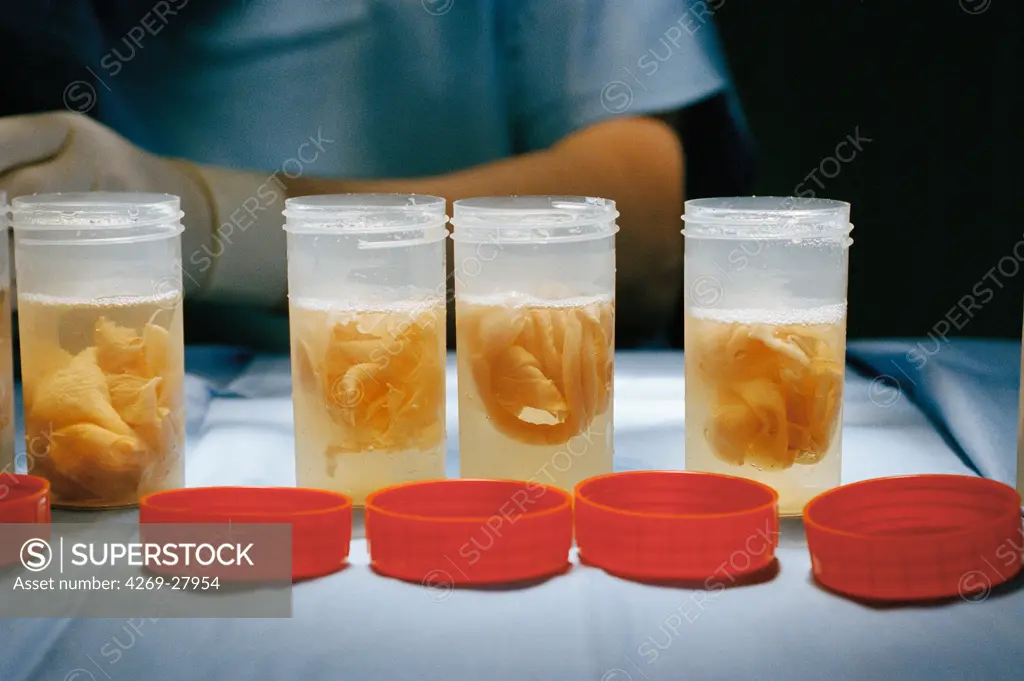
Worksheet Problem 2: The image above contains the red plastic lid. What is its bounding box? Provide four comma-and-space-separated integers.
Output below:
574, 471, 780, 582
804, 474, 1023, 602
365, 479, 573, 586
0, 475, 51, 567
0, 474, 51, 524
139, 487, 353, 582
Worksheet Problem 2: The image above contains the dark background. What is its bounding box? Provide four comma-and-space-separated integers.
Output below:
1, 1, 1021, 342
715, 0, 1022, 340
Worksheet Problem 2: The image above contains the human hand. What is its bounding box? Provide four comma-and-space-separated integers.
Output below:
0, 111, 201, 200
0, 111, 300, 307
0, 111, 214, 291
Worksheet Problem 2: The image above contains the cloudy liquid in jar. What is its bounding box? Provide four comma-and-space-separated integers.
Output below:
18, 292, 185, 509
290, 298, 446, 505
457, 294, 614, 492
685, 304, 846, 515
0, 286, 14, 474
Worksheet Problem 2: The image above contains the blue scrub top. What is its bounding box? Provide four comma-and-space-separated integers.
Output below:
87, 0, 745, 177
10, 0, 749, 349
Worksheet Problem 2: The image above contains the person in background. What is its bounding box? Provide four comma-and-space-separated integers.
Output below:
0, 0, 754, 350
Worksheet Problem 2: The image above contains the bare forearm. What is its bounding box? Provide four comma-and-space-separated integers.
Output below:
184, 117, 684, 340
289, 117, 685, 341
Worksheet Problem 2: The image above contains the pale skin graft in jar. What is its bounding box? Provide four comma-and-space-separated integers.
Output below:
689, 317, 844, 471
459, 298, 614, 446
290, 302, 446, 469
21, 301, 184, 508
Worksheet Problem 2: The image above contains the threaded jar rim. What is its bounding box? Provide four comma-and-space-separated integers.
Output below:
283, 193, 449, 242
450, 195, 620, 244
11, 192, 184, 245
682, 196, 853, 240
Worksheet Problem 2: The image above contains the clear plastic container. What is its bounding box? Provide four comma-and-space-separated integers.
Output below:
451, 196, 618, 492
0, 191, 14, 482
283, 194, 448, 506
1017, 310, 1024, 499
682, 197, 853, 516
11, 192, 187, 509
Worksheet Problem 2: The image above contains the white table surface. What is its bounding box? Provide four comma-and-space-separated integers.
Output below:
2, 349, 1020, 681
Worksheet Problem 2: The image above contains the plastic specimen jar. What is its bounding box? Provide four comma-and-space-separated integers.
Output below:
452, 196, 618, 491
682, 197, 853, 516
11, 193, 187, 509
283, 194, 448, 506
1017, 309, 1024, 499
0, 191, 14, 479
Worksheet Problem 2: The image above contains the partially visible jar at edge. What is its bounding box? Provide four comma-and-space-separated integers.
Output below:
0, 191, 14, 480
1017, 308, 1024, 499
682, 197, 853, 516
12, 193, 187, 509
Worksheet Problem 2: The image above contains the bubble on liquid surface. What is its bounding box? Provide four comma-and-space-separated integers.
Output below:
457, 292, 613, 309
689, 303, 846, 326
